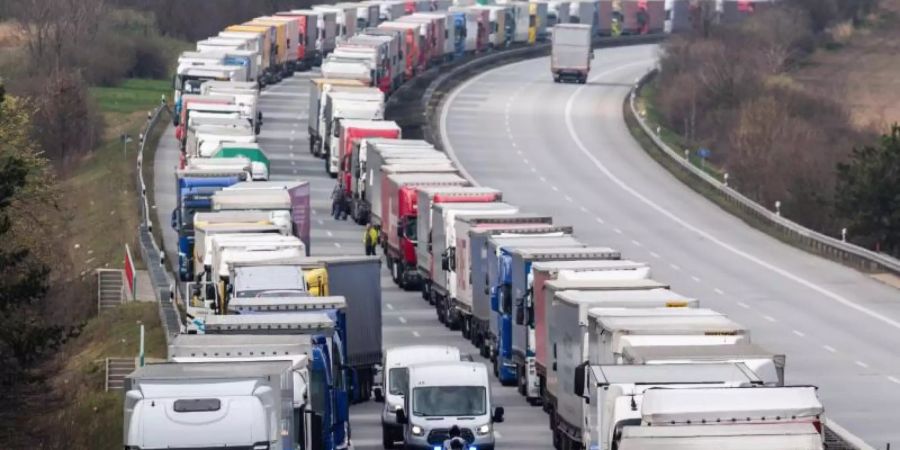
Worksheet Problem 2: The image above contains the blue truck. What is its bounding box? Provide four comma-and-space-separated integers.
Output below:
171, 169, 246, 281
486, 234, 584, 385
506, 246, 621, 404
200, 305, 352, 449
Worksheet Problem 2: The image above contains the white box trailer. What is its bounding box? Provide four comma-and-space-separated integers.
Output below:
543, 279, 676, 413
551, 23, 592, 83
188, 124, 256, 158
322, 89, 386, 174
618, 423, 824, 450
307, 79, 368, 157
310, 9, 339, 55
571, 363, 764, 450
622, 343, 786, 386
124, 361, 294, 450
552, 307, 748, 446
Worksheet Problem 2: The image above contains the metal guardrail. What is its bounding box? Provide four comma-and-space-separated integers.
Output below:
135, 102, 182, 343
629, 69, 900, 277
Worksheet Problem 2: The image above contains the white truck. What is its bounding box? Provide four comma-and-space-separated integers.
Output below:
570, 363, 765, 450
124, 361, 295, 450
552, 307, 749, 450
378, 345, 465, 449
395, 361, 505, 450
187, 124, 256, 158
621, 343, 786, 386
322, 88, 386, 176
618, 423, 824, 450
551, 23, 592, 83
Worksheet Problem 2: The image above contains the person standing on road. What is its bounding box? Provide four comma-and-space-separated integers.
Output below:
331, 184, 342, 219
364, 223, 379, 256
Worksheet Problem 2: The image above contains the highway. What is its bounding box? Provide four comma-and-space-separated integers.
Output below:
153, 73, 553, 449
439, 43, 900, 446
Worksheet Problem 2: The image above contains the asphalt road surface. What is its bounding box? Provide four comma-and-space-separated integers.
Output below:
440, 44, 900, 446
153, 73, 554, 449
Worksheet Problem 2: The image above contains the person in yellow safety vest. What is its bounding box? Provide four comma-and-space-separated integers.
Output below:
364, 223, 379, 256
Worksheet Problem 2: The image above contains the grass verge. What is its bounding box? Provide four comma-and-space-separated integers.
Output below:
64, 79, 170, 276
33, 302, 166, 450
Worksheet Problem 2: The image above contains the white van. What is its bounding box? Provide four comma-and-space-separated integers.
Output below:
396, 361, 504, 450
379, 345, 463, 448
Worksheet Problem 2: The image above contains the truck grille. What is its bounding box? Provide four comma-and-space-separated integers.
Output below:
426, 428, 476, 445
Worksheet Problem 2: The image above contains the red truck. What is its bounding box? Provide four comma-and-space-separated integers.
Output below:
337, 119, 402, 202
378, 22, 421, 80
381, 173, 468, 288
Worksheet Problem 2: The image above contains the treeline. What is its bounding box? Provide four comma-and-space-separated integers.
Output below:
654, 0, 898, 254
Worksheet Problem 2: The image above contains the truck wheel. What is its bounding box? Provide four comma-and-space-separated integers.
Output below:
382, 425, 396, 449
492, 355, 500, 378
396, 262, 407, 289
461, 318, 470, 339
390, 259, 400, 284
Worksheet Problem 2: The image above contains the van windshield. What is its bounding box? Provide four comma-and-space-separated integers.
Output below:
412, 386, 486, 417
389, 367, 408, 396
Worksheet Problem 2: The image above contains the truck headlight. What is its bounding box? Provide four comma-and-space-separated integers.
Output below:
411, 425, 424, 436
476, 423, 491, 435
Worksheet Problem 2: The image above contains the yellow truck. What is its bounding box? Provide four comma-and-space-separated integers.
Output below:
225, 24, 277, 83
250, 17, 298, 75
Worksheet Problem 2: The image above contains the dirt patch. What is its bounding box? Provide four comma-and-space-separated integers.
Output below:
792, 1, 900, 131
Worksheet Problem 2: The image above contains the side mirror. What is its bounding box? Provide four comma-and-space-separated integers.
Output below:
373, 386, 384, 403
395, 408, 408, 424
441, 253, 450, 271
492, 406, 505, 423
573, 361, 588, 399
514, 299, 525, 325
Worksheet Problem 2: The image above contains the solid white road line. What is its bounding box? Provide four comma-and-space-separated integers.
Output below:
561, 58, 900, 333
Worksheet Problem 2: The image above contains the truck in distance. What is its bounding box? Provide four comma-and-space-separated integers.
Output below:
551, 23, 592, 83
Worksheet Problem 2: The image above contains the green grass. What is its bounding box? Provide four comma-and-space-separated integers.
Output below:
36, 302, 166, 450
638, 80, 727, 183
90, 79, 171, 114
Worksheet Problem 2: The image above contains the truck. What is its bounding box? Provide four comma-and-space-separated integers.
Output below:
433, 204, 530, 318
216, 181, 312, 254
225, 24, 278, 83
175, 93, 235, 140
245, 19, 290, 77
167, 334, 347, 450
532, 260, 652, 402
568, 363, 765, 450
308, 78, 368, 156
186, 124, 256, 158
292, 255, 385, 404
184, 157, 253, 182
359, 28, 406, 90
378, 345, 465, 448
212, 143, 270, 181
199, 82, 262, 133
365, 141, 448, 215
191, 212, 291, 281
416, 189, 508, 304
398, 14, 441, 66
621, 343, 786, 386
506, 247, 627, 402
124, 361, 299, 450
173, 66, 244, 125
462, 215, 562, 354
551, 23, 592, 83
322, 88, 386, 174
335, 120, 401, 192
380, 173, 471, 287
636, 386, 825, 438
313, 4, 358, 40
356, 2, 382, 29
531, 0, 549, 41
620, 0, 664, 35
194, 40, 260, 83
172, 169, 246, 281
197, 311, 352, 448
378, 21, 422, 78
254, 16, 301, 72
350, 158, 454, 225
618, 423, 824, 450
546, 0, 570, 26
345, 36, 396, 92
395, 361, 505, 450
219, 30, 268, 78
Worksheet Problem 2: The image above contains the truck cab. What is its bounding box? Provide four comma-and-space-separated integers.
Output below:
396, 361, 504, 450
379, 345, 464, 448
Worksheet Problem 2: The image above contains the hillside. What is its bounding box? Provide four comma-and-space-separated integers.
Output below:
792, 0, 900, 130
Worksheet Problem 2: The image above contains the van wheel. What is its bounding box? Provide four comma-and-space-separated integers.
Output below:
382, 425, 395, 449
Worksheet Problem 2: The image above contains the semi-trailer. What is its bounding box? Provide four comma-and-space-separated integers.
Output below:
569, 363, 765, 450
621, 343, 786, 386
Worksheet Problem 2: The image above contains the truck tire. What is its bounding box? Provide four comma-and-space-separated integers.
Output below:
517, 366, 527, 396
461, 317, 470, 339
382, 425, 396, 449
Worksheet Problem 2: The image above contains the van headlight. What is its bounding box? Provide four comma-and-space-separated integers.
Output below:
411, 425, 425, 436
477, 423, 491, 435
389, 402, 403, 412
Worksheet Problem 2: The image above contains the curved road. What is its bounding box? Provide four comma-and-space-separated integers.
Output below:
154, 73, 553, 449
441, 44, 900, 446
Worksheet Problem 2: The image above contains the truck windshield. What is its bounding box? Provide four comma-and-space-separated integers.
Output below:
183, 79, 207, 95
412, 386, 486, 417
388, 367, 409, 396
